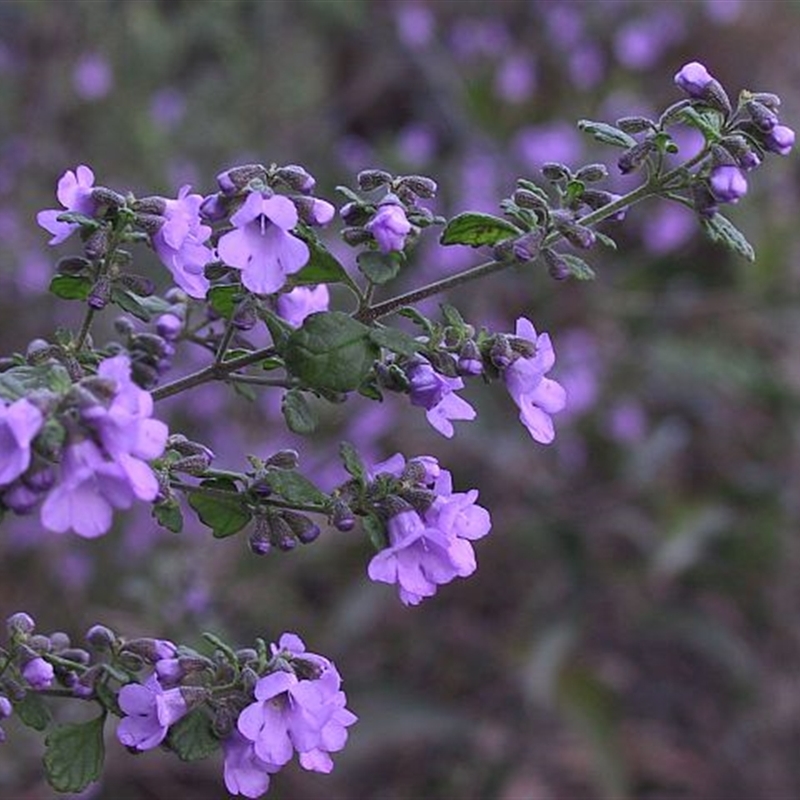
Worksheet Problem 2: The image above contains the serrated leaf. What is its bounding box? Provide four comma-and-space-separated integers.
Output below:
560, 253, 596, 280
187, 479, 251, 538
440, 212, 521, 248
292, 238, 351, 286
339, 441, 366, 482
265, 468, 327, 506
208, 285, 242, 319
701, 213, 755, 262
43, 714, 105, 793
282, 389, 318, 435
167, 708, 220, 762
13, 691, 52, 731
153, 500, 183, 533
49, 274, 92, 301
284, 311, 379, 392
368, 326, 423, 357
357, 250, 402, 285
577, 119, 637, 149
111, 288, 158, 321
363, 513, 387, 550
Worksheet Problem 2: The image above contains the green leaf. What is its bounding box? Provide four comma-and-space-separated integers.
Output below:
282, 389, 318, 435
258, 307, 295, 354
339, 441, 366, 482
577, 119, 637, 149
111, 286, 152, 322
293, 238, 352, 286
208, 285, 242, 319
43, 714, 105, 793
440, 303, 466, 329
153, 499, 183, 533
397, 307, 435, 336
167, 708, 220, 762
284, 311, 379, 392
440, 212, 521, 248
701, 213, 755, 262
560, 253, 596, 280
266, 468, 328, 506
55, 211, 100, 228
49, 274, 92, 301
357, 250, 403, 285
187, 478, 251, 538
368, 326, 423, 357
679, 106, 722, 141
13, 691, 52, 731
594, 231, 617, 250
363, 513, 387, 551
0, 364, 72, 401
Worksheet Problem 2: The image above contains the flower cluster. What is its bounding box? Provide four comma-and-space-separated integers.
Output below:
366, 453, 492, 605
225, 633, 357, 797
0, 354, 168, 538
673, 61, 795, 209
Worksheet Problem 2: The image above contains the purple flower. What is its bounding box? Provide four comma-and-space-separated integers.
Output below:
151, 186, 213, 299
276, 284, 330, 328
502, 318, 567, 445
117, 675, 189, 751
73, 54, 113, 101
0, 696, 11, 720
709, 164, 748, 203
367, 455, 491, 605
365, 203, 412, 253
0, 398, 43, 486
218, 192, 309, 295
236, 634, 356, 771
674, 61, 713, 97
406, 360, 476, 438
22, 656, 54, 690
223, 730, 281, 798
36, 165, 97, 245
764, 124, 795, 156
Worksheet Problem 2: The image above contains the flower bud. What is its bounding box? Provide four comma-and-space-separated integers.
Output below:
512, 188, 548, 211
708, 164, 747, 203
88, 276, 112, 310
270, 514, 298, 551
133, 212, 165, 235
2, 483, 41, 514
84, 227, 109, 260
331, 500, 355, 532
690, 181, 719, 219
674, 61, 713, 97
217, 164, 268, 195
22, 657, 54, 690
574, 163, 609, 182
618, 140, 654, 175
543, 249, 571, 281
746, 100, 778, 132
764, 125, 795, 156
7, 612, 35, 637
132, 196, 167, 216
357, 169, 393, 191
395, 174, 438, 198
283, 511, 321, 544
0, 696, 12, 720
56, 256, 92, 275
457, 340, 483, 376
541, 162, 571, 182
199, 192, 227, 222
340, 201, 371, 226
341, 226, 371, 246
49, 631, 71, 651
616, 116, 655, 134
274, 164, 316, 193
85, 624, 117, 650
121, 638, 177, 664
91, 186, 127, 209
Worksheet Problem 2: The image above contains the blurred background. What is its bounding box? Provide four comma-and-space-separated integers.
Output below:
1, 0, 800, 797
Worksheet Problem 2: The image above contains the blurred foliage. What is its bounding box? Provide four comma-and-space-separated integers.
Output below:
2, 0, 800, 798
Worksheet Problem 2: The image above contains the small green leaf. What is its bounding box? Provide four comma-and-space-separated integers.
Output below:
292, 238, 352, 286
357, 250, 403, 285
265, 469, 328, 506
701, 213, 755, 262
363, 513, 387, 551
110, 288, 156, 321
679, 107, 722, 141
594, 231, 617, 250
13, 691, 52, 731
187, 478, 251, 538
339, 441, 366, 482
49, 274, 92, 301
368, 326, 423, 357
208, 285, 242, 319
0, 364, 72, 401
282, 389, 318, 435
153, 499, 183, 533
440, 212, 521, 248
560, 253, 596, 280
284, 311, 380, 392
55, 211, 100, 228
43, 714, 105, 793
167, 708, 220, 762
577, 120, 637, 149
258, 307, 295, 354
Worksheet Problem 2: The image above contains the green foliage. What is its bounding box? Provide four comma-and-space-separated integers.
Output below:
339, 441, 366, 482
166, 708, 220, 762
264, 468, 327, 506
49, 275, 92, 301
152, 498, 184, 533
701, 213, 756, 261
13, 691, 52, 731
440, 212, 521, 247
357, 250, 404, 285
281, 388, 318, 434
577, 120, 637, 148
284, 311, 380, 392
43, 714, 106, 793
187, 478, 252, 538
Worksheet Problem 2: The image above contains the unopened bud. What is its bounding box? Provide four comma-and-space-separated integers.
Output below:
574, 163, 609, 182
618, 140, 654, 175
84, 228, 109, 260
85, 624, 117, 650
341, 226, 371, 246
265, 449, 300, 470
56, 256, 91, 275
217, 164, 268, 195
88, 276, 112, 310
132, 196, 167, 215
91, 186, 126, 209
541, 162, 571, 182
273, 164, 316, 193
746, 100, 778, 132
357, 169, 393, 191
283, 511, 321, 544
7, 612, 35, 637
615, 116, 655, 134
331, 500, 355, 532
395, 174, 438, 198
543, 249, 571, 281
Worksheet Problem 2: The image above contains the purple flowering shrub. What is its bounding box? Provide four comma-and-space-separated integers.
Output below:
0, 55, 794, 799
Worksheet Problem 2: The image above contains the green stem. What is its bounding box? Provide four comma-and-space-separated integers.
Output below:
74, 307, 96, 351
214, 315, 238, 364
170, 479, 328, 515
